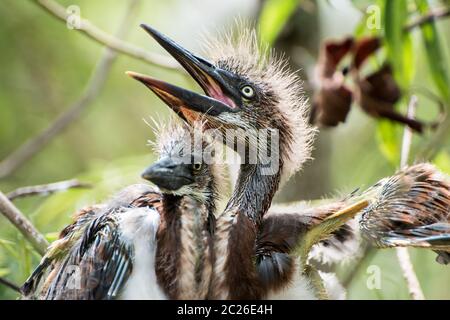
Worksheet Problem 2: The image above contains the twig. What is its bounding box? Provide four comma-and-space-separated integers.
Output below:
400, 96, 417, 168
405, 7, 450, 32
31, 0, 180, 71
417, 114, 450, 160
0, 277, 21, 293
0, 0, 140, 179
0, 191, 49, 256
7, 179, 91, 201
396, 95, 425, 300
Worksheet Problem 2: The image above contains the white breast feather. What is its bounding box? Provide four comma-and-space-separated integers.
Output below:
119, 207, 167, 300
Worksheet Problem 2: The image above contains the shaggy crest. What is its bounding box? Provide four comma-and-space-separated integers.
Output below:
146, 117, 227, 203
146, 117, 207, 158
202, 23, 316, 182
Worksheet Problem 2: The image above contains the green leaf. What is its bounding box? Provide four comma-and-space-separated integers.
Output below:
416, 0, 450, 102
0, 239, 18, 260
45, 232, 60, 243
258, 0, 300, 45
0, 268, 10, 278
376, 119, 402, 165
433, 151, 450, 174
19, 238, 32, 279
383, 0, 415, 88
0, 239, 14, 246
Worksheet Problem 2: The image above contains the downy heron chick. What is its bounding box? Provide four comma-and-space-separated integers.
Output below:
142, 119, 223, 299
21, 120, 222, 299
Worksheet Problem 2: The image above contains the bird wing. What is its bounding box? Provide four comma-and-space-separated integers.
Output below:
21, 184, 162, 299
256, 212, 309, 291
257, 200, 361, 276
21, 205, 100, 299
381, 223, 450, 248
360, 164, 450, 251
43, 211, 133, 300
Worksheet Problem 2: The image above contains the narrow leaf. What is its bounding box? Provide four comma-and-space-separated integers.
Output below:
0, 268, 10, 278
416, 0, 450, 102
383, 0, 414, 88
376, 119, 402, 165
258, 0, 300, 45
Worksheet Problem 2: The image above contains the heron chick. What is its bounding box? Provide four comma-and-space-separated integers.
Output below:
21, 120, 222, 300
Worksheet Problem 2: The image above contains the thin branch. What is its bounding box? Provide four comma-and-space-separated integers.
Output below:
0, 277, 21, 293
417, 114, 450, 160
0, 0, 140, 179
405, 7, 450, 32
32, 0, 180, 71
7, 179, 91, 201
0, 191, 49, 256
400, 96, 417, 168
396, 95, 425, 300
0, 1, 140, 259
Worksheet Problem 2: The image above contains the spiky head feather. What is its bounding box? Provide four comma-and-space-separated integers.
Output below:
202, 25, 316, 183
147, 117, 226, 204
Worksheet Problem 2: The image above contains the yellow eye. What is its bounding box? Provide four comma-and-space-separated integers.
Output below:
193, 163, 202, 171
241, 85, 255, 98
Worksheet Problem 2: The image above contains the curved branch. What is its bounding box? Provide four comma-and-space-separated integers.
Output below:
32, 0, 181, 71
0, 0, 140, 178
417, 114, 450, 160
7, 179, 91, 201
397, 96, 425, 300
0, 277, 21, 293
0, 191, 49, 256
405, 7, 450, 31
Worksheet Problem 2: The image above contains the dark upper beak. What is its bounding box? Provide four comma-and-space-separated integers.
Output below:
142, 158, 193, 191
127, 24, 240, 119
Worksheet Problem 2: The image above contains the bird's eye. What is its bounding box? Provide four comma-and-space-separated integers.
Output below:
240, 85, 255, 99
192, 163, 202, 171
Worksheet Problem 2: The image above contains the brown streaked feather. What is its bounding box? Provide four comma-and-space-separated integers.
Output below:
43, 212, 133, 300
360, 163, 450, 264
221, 211, 262, 300
154, 194, 182, 299
22, 185, 162, 299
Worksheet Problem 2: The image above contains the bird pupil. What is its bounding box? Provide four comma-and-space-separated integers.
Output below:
242, 86, 254, 98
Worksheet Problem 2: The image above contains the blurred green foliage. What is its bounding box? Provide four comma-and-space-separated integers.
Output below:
258, 0, 301, 45
0, 0, 449, 299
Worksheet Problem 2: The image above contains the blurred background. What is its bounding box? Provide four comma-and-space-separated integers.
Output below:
0, 0, 449, 299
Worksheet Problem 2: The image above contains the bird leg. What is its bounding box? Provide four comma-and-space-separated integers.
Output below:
295, 199, 370, 299
304, 264, 329, 300
296, 199, 370, 265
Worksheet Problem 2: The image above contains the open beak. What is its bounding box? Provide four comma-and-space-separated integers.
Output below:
127, 71, 232, 117
142, 158, 193, 191
127, 24, 240, 122
140, 24, 239, 108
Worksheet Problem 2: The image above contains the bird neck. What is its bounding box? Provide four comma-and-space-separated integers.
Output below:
228, 162, 282, 224
210, 151, 284, 299
156, 193, 215, 299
